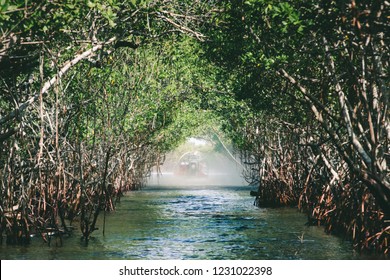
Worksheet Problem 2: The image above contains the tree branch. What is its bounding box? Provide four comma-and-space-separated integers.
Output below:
0, 37, 117, 129
323, 37, 373, 167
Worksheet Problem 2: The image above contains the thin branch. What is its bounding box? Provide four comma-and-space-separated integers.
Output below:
323, 37, 372, 167
0, 36, 117, 128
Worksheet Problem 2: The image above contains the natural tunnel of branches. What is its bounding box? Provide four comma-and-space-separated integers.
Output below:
0, 0, 389, 257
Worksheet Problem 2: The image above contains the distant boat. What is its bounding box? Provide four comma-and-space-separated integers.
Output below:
174, 151, 208, 177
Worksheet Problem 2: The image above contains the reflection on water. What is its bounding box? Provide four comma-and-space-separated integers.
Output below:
0, 185, 358, 260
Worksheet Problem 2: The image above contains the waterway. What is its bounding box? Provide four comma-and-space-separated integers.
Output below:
0, 180, 358, 260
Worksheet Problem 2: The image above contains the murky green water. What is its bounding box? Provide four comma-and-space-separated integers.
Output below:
0, 184, 358, 260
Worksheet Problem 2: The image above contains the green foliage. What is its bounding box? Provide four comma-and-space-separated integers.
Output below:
0, 0, 20, 23
203, 0, 310, 125
1, 0, 388, 254
201, 0, 390, 253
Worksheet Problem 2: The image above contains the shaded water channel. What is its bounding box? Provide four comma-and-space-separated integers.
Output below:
0, 182, 358, 260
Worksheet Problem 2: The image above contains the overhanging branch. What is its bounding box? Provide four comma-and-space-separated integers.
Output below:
0, 36, 117, 128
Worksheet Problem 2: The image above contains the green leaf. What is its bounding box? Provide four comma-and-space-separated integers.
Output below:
7, 5, 18, 11
130, 0, 136, 8
87, 1, 96, 8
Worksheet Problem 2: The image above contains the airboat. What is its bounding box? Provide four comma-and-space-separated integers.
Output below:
174, 151, 208, 177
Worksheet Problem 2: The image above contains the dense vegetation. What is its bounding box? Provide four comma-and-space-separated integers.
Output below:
0, 0, 220, 244
0, 0, 388, 255
204, 0, 389, 255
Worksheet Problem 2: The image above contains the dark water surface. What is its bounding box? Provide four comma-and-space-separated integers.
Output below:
0, 184, 358, 260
